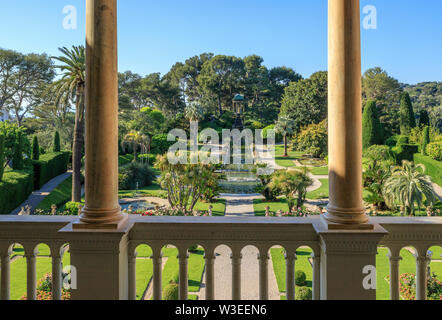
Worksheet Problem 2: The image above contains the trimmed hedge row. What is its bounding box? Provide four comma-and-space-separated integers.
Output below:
0, 170, 34, 214
414, 154, 442, 187
33, 152, 70, 190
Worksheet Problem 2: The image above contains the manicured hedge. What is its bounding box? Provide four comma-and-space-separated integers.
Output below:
0, 170, 34, 214
392, 144, 418, 164
33, 152, 70, 190
414, 154, 442, 187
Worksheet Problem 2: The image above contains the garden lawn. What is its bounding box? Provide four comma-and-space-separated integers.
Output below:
274, 145, 303, 168
36, 176, 72, 210
306, 179, 329, 199
309, 166, 328, 175
253, 199, 289, 216
118, 183, 167, 199
194, 199, 226, 216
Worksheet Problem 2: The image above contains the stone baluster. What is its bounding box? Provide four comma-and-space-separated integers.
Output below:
387, 250, 402, 300
178, 251, 189, 300
258, 251, 269, 300
204, 249, 216, 300
285, 251, 297, 300
128, 251, 138, 300
51, 252, 63, 300
231, 250, 242, 300
0, 251, 11, 300
152, 249, 163, 300
311, 252, 321, 300
415, 250, 431, 300
26, 250, 37, 300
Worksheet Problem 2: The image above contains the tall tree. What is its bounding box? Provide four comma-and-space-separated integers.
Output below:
32, 136, 40, 160
279, 71, 328, 132
52, 46, 85, 202
53, 131, 61, 152
12, 131, 24, 170
362, 100, 383, 148
421, 126, 430, 156
418, 110, 430, 127
399, 92, 416, 135
275, 115, 296, 157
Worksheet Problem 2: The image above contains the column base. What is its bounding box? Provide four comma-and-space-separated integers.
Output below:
321, 215, 374, 230
73, 212, 129, 230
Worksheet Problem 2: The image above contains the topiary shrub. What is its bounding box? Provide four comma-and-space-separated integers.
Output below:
118, 162, 156, 190
32, 136, 40, 161
363, 145, 393, 162
392, 144, 419, 164
385, 135, 399, 148
295, 270, 307, 286
426, 141, 442, 161
163, 281, 179, 300
396, 135, 409, 146
362, 100, 383, 148
33, 152, 71, 190
421, 126, 430, 156
295, 287, 312, 300
12, 131, 24, 170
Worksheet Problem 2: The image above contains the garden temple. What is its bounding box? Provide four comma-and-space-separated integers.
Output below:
0, 0, 440, 301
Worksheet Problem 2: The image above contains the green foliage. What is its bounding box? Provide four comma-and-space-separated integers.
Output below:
426, 141, 442, 161
12, 131, 24, 170
53, 131, 61, 152
293, 120, 328, 158
118, 162, 156, 190
392, 144, 419, 164
151, 133, 176, 155
295, 287, 312, 300
280, 71, 328, 132
362, 100, 383, 148
396, 135, 409, 146
163, 282, 179, 300
33, 152, 70, 190
418, 110, 430, 127
422, 126, 430, 156
414, 154, 442, 186
0, 134, 4, 181
399, 92, 416, 135
363, 145, 393, 162
64, 201, 82, 216
32, 136, 40, 161
0, 170, 34, 214
261, 124, 282, 142
295, 270, 307, 286
385, 135, 400, 148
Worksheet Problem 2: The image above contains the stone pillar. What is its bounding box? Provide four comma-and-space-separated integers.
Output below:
285, 251, 296, 300
387, 250, 402, 300
75, 0, 127, 229
258, 251, 269, 300
311, 252, 321, 300
204, 250, 216, 300
178, 251, 189, 300
152, 249, 163, 300
128, 251, 137, 300
26, 252, 37, 300
415, 251, 430, 300
0, 252, 10, 300
324, 0, 370, 229
231, 250, 242, 300
51, 253, 63, 300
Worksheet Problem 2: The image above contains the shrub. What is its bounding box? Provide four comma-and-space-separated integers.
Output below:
414, 154, 442, 186
151, 134, 176, 155
392, 144, 418, 164
53, 131, 61, 152
426, 141, 442, 161
32, 136, 40, 161
362, 100, 383, 148
421, 126, 430, 156
65, 202, 82, 215
385, 135, 399, 148
0, 134, 4, 181
12, 131, 24, 170
295, 287, 312, 300
261, 124, 283, 142
295, 270, 307, 286
293, 120, 328, 158
399, 92, 416, 135
163, 281, 179, 300
33, 152, 70, 190
118, 162, 156, 190
364, 145, 393, 162
396, 135, 409, 146
0, 170, 34, 214
188, 245, 198, 253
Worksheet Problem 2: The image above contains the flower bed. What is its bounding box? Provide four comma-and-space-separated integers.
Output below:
20, 273, 71, 300
126, 205, 214, 217
386, 272, 442, 300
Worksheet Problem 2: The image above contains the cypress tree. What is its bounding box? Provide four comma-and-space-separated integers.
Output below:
422, 126, 430, 156
0, 134, 5, 181
32, 136, 40, 160
362, 100, 383, 149
53, 131, 61, 152
419, 110, 430, 127
12, 131, 24, 170
399, 92, 416, 135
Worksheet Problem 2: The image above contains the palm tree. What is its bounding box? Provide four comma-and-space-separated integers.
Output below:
52, 46, 85, 203
382, 161, 437, 216
275, 116, 296, 157
121, 130, 148, 162
185, 101, 204, 122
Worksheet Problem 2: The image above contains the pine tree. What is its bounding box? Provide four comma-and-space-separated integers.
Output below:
421, 126, 430, 156
53, 131, 61, 152
399, 92, 416, 135
418, 110, 430, 127
32, 136, 40, 160
12, 131, 24, 170
0, 134, 5, 181
362, 100, 383, 149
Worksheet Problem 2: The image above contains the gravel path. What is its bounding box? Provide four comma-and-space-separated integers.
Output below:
10, 171, 73, 215
432, 183, 442, 201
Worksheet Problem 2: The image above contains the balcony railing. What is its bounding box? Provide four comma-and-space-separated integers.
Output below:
0, 215, 441, 300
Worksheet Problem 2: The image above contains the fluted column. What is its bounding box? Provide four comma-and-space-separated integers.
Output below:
204, 250, 216, 300
0, 253, 10, 300
51, 253, 62, 300
324, 0, 370, 228
231, 251, 242, 300
258, 251, 269, 300
178, 251, 189, 300
285, 251, 296, 300
152, 250, 163, 300
387, 252, 402, 300
128, 251, 138, 300
75, 0, 126, 229
311, 253, 320, 300
26, 252, 37, 300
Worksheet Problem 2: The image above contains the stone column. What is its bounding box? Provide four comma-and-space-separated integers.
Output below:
258, 251, 269, 300
387, 251, 402, 300
51, 253, 63, 300
75, 0, 127, 229
152, 249, 163, 300
26, 252, 37, 300
415, 252, 430, 300
285, 251, 296, 300
0, 252, 10, 300
311, 253, 321, 300
128, 251, 137, 300
324, 0, 370, 229
178, 251, 189, 300
204, 250, 216, 300
231, 251, 242, 300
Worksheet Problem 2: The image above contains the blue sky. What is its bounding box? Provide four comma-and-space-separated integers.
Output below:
0, 0, 441, 84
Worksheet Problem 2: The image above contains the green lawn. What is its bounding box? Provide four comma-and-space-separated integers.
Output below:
274, 145, 304, 168
193, 199, 226, 216
309, 166, 329, 175
118, 183, 167, 199
306, 179, 329, 199
36, 176, 72, 210
253, 198, 289, 216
